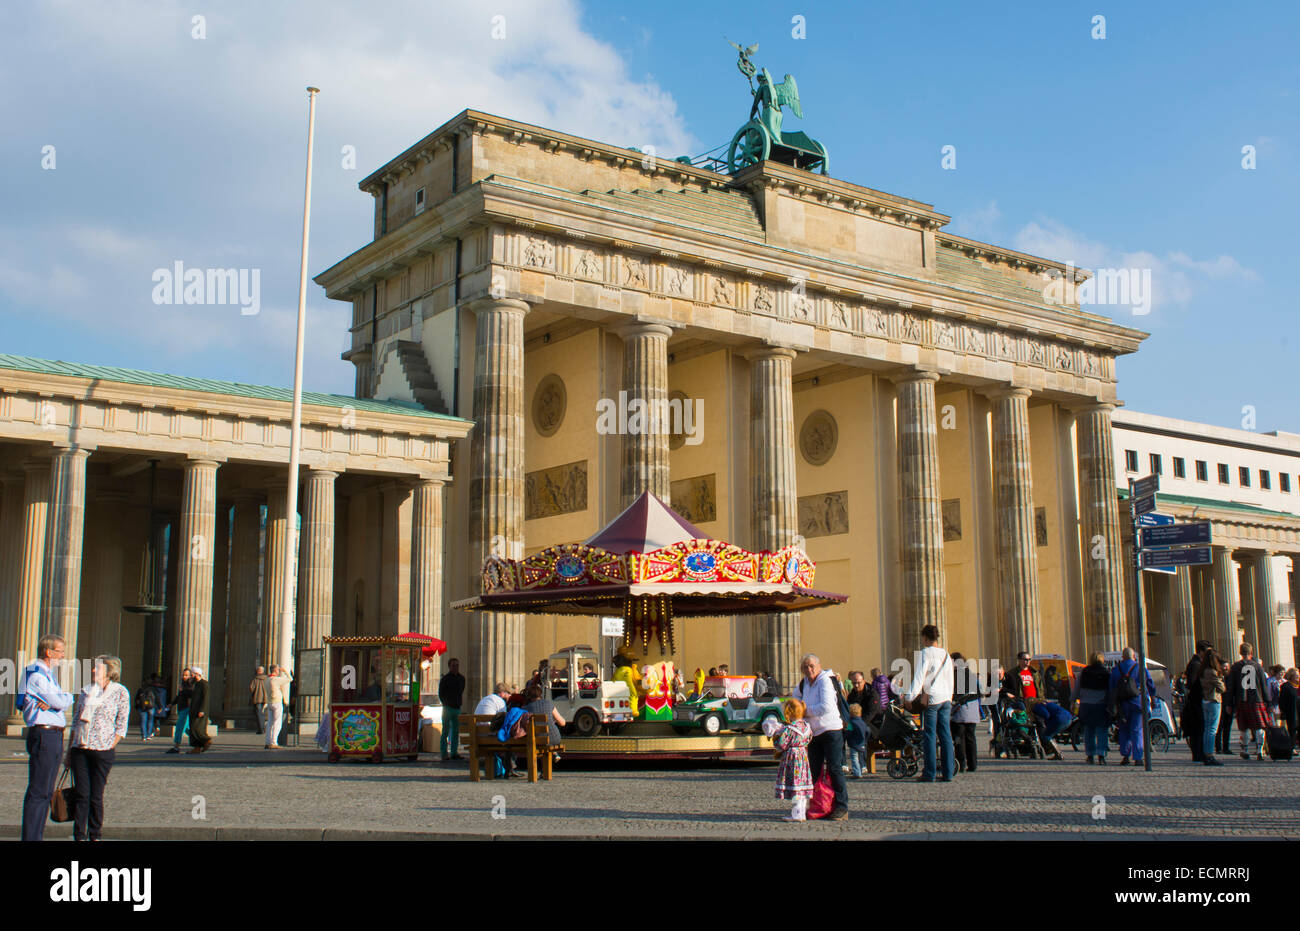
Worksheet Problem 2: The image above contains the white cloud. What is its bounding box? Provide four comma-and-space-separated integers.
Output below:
0, 0, 696, 391
1012, 218, 1256, 314
948, 201, 1001, 239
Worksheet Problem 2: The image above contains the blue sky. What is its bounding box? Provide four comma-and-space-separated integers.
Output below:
2, 0, 1295, 431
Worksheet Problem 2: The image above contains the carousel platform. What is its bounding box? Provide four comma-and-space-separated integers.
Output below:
557, 722, 775, 761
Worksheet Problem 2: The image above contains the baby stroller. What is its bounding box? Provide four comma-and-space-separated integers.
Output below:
878, 702, 923, 779
991, 700, 1044, 760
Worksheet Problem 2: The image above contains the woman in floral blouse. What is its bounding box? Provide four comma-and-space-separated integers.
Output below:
66, 655, 130, 841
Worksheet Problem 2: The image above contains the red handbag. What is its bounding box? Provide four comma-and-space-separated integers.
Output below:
806, 768, 835, 820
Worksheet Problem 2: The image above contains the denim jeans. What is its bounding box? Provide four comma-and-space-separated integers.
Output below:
921, 701, 955, 780
807, 728, 849, 810
441, 705, 461, 758
1084, 723, 1108, 758
172, 708, 190, 746
1201, 701, 1221, 759
138, 709, 155, 739
1117, 705, 1144, 762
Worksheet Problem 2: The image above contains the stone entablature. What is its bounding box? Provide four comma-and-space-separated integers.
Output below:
1147, 498, 1300, 553
0, 369, 470, 480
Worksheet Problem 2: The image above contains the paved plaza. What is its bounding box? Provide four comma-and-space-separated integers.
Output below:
3, 732, 1297, 840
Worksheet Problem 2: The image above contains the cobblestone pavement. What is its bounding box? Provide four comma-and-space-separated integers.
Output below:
3, 733, 1297, 840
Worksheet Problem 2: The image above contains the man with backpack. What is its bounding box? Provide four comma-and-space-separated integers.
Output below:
1109, 647, 1156, 766
135, 678, 157, 740
1225, 643, 1270, 761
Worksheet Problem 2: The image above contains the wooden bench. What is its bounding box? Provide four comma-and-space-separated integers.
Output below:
459, 713, 560, 783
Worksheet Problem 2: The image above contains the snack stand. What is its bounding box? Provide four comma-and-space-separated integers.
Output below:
323, 634, 438, 763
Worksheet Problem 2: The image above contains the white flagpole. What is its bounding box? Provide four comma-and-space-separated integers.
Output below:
279, 86, 319, 675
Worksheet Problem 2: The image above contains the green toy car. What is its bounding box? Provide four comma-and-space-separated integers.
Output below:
671, 677, 786, 736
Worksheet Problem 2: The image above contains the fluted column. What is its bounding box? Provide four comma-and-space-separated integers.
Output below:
468, 297, 529, 699
173, 460, 219, 691
223, 492, 262, 722
1076, 403, 1126, 654
1210, 545, 1237, 653
411, 477, 444, 694
749, 346, 799, 689
42, 446, 90, 660
1171, 565, 1196, 667
298, 469, 336, 722
261, 483, 289, 667
1250, 552, 1278, 668
10, 461, 51, 730
1237, 561, 1255, 655
0, 476, 26, 726
895, 370, 946, 653
989, 388, 1042, 658
619, 322, 673, 507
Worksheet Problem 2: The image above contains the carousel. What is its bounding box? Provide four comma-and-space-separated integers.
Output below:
453, 492, 847, 759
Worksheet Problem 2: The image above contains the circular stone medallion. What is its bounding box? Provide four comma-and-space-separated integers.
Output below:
799, 409, 838, 466
532, 374, 567, 437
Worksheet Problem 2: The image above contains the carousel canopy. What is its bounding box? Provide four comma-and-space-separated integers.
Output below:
583, 492, 706, 554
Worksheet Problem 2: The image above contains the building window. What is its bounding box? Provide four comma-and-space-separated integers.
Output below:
415, 187, 426, 215
1173, 457, 1186, 478
1125, 450, 1139, 473
1195, 460, 1208, 482
1218, 463, 1230, 484
1282, 473, 1292, 493
1260, 470, 1271, 490
1239, 466, 1250, 487
1149, 453, 1162, 475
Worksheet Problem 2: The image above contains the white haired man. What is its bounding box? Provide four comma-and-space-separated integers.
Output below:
20, 634, 75, 841
794, 653, 849, 820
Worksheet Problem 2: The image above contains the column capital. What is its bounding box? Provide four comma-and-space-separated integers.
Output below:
183, 458, 222, 470
889, 367, 942, 386
464, 296, 531, 317
304, 468, 339, 481
50, 443, 95, 456
981, 385, 1033, 402
613, 319, 674, 341
1067, 399, 1119, 415
743, 342, 798, 363
413, 476, 445, 488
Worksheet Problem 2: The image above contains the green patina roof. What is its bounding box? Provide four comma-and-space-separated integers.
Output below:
1117, 487, 1299, 521
0, 354, 470, 423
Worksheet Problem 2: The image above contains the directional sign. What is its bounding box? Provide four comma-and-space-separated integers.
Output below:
1132, 494, 1157, 516
1131, 474, 1160, 499
1140, 521, 1212, 549
1142, 563, 1176, 576
601, 616, 625, 638
1141, 546, 1212, 569
1137, 512, 1174, 527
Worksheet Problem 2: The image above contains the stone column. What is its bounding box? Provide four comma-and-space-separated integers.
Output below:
173, 460, 219, 693
988, 388, 1042, 658
42, 446, 90, 661
1170, 565, 1196, 667
411, 477, 444, 694
223, 492, 262, 723
619, 322, 673, 507
1237, 561, 1255, 654
1210, 545, 1238, 653
261, 483, 290, 668
298, 469, 336, 723
142, 519, 168, 680
894, 370, 946, 653
0, 475, 26, 726
1250, 552, 1278, 669
1075, 403, 1126, 654
468, 297, 529, 699
749, 346, 800, 690
10, 461, 51, 731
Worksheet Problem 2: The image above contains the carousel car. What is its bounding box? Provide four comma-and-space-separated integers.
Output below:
671, 676, 786, 736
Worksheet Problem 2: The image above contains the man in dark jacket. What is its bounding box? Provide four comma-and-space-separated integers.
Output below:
438, 658, 466, 761
1225, 643, 1269, 760
1181, 641, 1212, 762
1109, 648, 1156, 765
1001, 652, 1042, 704
187, 666, 212, 753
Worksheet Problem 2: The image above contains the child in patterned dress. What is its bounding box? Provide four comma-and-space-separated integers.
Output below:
772, 698, 814, 821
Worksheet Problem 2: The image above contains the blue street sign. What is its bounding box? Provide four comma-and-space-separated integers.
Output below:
1137, 512, 1174, 527
1141, 547, 1212, 569
1140, 521, 1212, 549
1132, 494, 1157, 516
